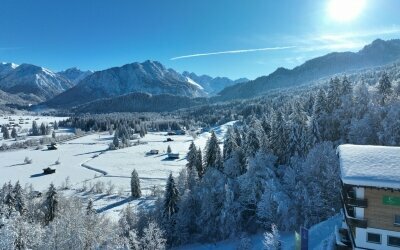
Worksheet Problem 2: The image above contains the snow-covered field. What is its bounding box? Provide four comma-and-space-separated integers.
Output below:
0, 117, 236, 218
0, 114, 70, 145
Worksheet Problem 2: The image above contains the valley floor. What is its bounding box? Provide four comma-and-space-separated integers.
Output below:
0, 117, 235, 219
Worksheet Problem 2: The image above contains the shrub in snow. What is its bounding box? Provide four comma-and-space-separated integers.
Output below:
106, 181, 116, 195
55, 158, 61, 165
24, 157, 32, 164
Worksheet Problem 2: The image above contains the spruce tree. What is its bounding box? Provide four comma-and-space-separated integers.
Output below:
86, 199, 96, 215
13, 181, 25, 215
54, 121, 59, 130
186, 142, 197, 170
2, 125, 10, 139
131, 169, 141, 198
31, 121, 39, 136
204, 131, 223, 172
167, 145, 172, 154
11, 127, 17, 139
44, 183, 58, 224
164, 173, 179, 220
40, 122, 46, 135
378, 72, 392, 105
195, 148, 204, 178
113, 133, 119, 148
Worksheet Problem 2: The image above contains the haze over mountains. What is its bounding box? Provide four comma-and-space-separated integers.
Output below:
1, 39, 400, 112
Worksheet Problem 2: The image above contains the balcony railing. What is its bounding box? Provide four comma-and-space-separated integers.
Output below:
347, 216, 368, 228
346, 197, 368, 208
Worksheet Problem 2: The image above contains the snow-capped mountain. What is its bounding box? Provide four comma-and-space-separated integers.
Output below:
0, 63, 73, 102
46, 60, 207, 108
182, 71, 249, 95
58, 67, 93, 85
218, 39, 400, 101
0, 62, 18, 77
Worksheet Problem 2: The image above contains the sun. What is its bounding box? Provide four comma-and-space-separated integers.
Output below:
328, 0, 366, 22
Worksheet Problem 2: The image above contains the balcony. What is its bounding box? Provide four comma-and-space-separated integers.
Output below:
335, 226, 352, 250
346, 197, 368, 208
347, 217, 368, 228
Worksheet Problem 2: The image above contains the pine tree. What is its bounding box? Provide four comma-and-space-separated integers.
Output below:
44, 183, 58, 224
131, 169, 141, 198
204, 131, 223, 172
195, 148, 204, 178
11, 127, 17, 139
326, 77, 341, 113
86, 199, 96, 215
270, 111, 289, 164
378, 72, 392, 105
263, 224, 280, 250
113, 133, 119, 148
4, 190, 15, 218
13, 181, 25, 215
31, 121, 39, 136
164, 173, 179, 220
167, 145, 172, 154
54, 121, 59, 130
2, 125, 10, 139
186, 142, 197, 170
140, 222, 166, 250
40, 122, 46, 135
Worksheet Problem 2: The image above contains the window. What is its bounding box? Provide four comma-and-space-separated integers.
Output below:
367, 233, 381, 244
388, 236, 400, 248
395, 215, 400, 226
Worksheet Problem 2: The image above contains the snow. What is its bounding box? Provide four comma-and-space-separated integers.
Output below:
1, 117, 237, 219
0, 114, 70, 145
337, 144, 400, 189
186, 77, 204, 90
175, 214, 341, 250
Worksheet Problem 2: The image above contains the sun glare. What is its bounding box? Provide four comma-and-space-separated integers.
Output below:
328, 0, 366, 22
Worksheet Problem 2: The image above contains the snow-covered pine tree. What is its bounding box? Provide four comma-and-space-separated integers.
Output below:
40, 122, 46, 135
186, 141, 197, 170
86, 199, 96, 215
113, 132, 119, 148
164, 173, 179, 220
31, 121, 39, 136
263, 224, 280, 250
195, 148, 204, 178
131, 169, 141, 198
43, 183, 58, 224
270, 111, 289, 164
203, 130, 222, 172
378, 72, 392, 105
13, 181, 25, 215
2, 125, 10, 139
140, 222, 167, 250
11, 127, 17, 139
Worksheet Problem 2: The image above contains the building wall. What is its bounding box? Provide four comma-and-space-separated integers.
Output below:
355, 227, 400, 250
364, 188, 400, 232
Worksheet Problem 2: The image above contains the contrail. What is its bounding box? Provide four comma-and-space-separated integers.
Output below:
170, 46, 296, 60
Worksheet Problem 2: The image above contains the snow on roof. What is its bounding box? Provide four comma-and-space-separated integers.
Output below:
337, 144, 400, 189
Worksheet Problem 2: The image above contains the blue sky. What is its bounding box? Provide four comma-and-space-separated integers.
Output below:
1, 0, 400, 79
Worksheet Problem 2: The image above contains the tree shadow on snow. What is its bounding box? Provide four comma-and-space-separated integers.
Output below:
96, 197, 134, 213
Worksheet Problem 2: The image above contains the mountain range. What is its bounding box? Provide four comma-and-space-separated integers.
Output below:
45, 60, 207, 108
182, 72, 248, 95
1, 38, 400, 112
0, 63, 90, 103
217, 39, 400, 100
